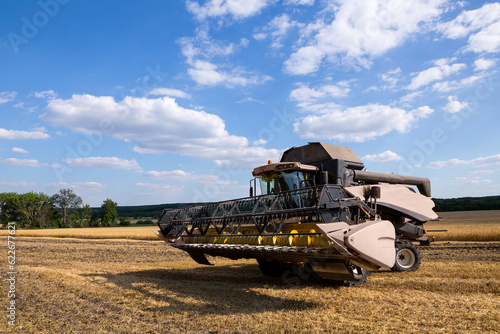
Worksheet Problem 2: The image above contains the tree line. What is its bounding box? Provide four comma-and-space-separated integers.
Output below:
0, 189, 121, 229
433, 196, 500, 212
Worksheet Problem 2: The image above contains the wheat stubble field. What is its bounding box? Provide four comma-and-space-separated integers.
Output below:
1, 211, 499, 333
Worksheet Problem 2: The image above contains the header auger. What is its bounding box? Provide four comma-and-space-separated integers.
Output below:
157, 142, 438, 286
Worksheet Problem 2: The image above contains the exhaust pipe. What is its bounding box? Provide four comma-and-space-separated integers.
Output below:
353, 170, 432, 197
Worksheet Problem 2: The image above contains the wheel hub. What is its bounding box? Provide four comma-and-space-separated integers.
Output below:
396, 248, 416, 269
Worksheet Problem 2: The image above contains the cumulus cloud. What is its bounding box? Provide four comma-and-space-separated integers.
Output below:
11, 147, 29, 154
474, 58, 496, 71
186, 0, 272, 20
443, 96, 469, 114
290, 82, 350, 105
293, 104, 433, 142
62, 157, 143, 172
428, 154, 500, 169
0, 128, 49, 140
437, 3, 500, 53
284, 0, 448, 74
407, 58, 466, 90
43, 94, 280, 168
362, 150, 403, 162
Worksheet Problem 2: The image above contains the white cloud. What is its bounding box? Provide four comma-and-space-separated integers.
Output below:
407, 58, 466, 90
428, 154, 500, 169
236, 97, 264, 104
367, 67, 404, 92
13, 102, 37, 113
290, 82, 350, 105
43, 94, 280, 168
399, 91, 423, 104
431, 74, 483, 92
11, 147, 29, 154
362, 150, 403, 162
255, 13, 302, 48
48, 181, 107, 191
443, 95, 469, 114
469, 170, 496, 175
188, 60, 272, 87
179, 29, 237, 63
253, 139, 267, 146
284, 45, 324, 75
34, 90, 57, 100
284, 0, 314, 5
437, 3, 500, 53
0, 158, 47, 168
467, 22, 500, 53
180, 28, 272, 87
293, 104, 433, 142
0, 128, 49, 140
284, 0, 448, 75
186, 0, 272, 20
452, 176, 492, 185
253, 32, 267, 40
0, 91, 16, 104
62, 157, 143, 172
147, 87, 191, 99
474, 58, 496, 71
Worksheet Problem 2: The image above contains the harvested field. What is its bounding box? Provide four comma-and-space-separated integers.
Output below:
1, 237, 499, 333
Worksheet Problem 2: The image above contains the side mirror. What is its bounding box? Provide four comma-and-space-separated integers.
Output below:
249, 186, 254, 197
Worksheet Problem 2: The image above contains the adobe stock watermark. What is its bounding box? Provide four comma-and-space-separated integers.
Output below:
397, 76, 500, 176
7, 0, 72, 54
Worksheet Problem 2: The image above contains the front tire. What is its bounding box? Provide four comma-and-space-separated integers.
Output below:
392, 241, 421, 272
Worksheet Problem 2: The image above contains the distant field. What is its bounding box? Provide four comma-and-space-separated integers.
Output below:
2, 210, 499, 242
426, 210, 500, 241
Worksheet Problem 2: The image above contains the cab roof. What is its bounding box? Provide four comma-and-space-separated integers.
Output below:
252, 162, 318, 177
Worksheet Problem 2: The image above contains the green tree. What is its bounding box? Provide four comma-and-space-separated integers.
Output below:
52, 189, 83, 227
79, 204, 92, 227
89, 209, 100, 227
101, 198, 118, 227
14, 192, 54, 228
118, 217, 130, 226
0, 192, 21, 225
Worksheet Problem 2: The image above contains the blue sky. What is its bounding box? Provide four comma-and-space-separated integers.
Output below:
0, 0, 499, 207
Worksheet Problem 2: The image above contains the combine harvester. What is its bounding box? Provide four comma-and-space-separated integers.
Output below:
156, 143, 438, 285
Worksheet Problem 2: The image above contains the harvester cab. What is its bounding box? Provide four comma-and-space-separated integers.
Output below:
157, 142, 438, 285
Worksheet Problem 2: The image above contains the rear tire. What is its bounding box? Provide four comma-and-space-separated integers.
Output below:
392, 241, 421, 272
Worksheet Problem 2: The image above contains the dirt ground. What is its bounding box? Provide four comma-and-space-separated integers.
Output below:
1, 237, 499, 333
